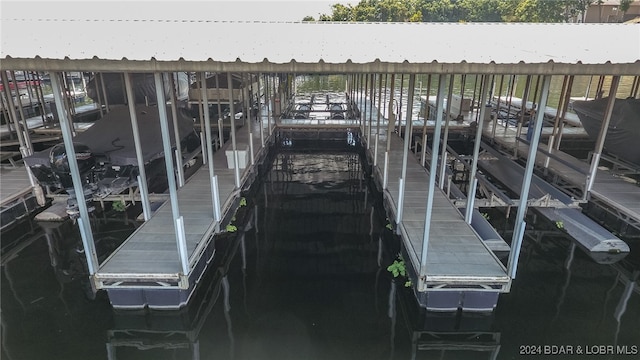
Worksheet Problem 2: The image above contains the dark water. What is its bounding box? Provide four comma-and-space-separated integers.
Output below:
2, 151, 639, 360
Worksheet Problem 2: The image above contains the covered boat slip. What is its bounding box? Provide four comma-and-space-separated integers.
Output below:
367, 132, 510, 295
477, 143, 629, 254
94, 114, 269, 294
485, 120, 640, 230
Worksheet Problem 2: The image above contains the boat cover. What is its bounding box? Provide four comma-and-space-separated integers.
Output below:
24, 105, 195, 167
572, 97, 640, 166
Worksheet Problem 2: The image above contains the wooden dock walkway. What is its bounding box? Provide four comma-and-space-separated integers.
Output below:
94, 120, 269, 308
0, 164, 40, 230
367, 132, 510, 294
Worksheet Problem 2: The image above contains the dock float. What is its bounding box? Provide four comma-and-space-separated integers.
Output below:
367, 132, 510, 312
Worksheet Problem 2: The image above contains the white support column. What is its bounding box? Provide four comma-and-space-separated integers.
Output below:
212, 175, 222, 222
506, 75, 552, 280
51, 72, 99, 275
124, 73, 151, 221
383, 151, 389, 189
215, 74, 224, 145
395, 74, 416, 225
200, 72, 219, 219
418, 74, 447, 289
228, 73, 241, 188
258, 72, 265, 147
168, 73, 185, 187
175, 216, 190, 275
374, 73, 383, 167
465, 74, 491, 223
586, 76, 620, 193
154, 73, 187, 274
439, 75, 455, 189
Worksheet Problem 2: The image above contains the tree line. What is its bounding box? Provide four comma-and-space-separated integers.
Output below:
302, 0, 633, 23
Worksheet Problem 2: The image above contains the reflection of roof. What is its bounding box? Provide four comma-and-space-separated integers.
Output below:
625, 16, 640, 23
1, 2, 639, 74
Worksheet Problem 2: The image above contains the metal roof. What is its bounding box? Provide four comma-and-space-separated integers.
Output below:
1, 1, 639, 74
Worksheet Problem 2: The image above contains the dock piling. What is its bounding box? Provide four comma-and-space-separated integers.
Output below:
51, 72, 99, 275
506, 75, 551, 280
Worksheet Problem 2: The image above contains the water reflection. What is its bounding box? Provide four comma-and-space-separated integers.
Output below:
1, 150, 639, 359
105, 232, 244, 360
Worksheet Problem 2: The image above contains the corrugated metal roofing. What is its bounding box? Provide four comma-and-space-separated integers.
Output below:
1, 1, 639, 74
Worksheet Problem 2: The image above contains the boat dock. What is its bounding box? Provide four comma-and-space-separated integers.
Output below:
0, 164, 40, 230
366, 130, 510, 311
94, 117, 270, 309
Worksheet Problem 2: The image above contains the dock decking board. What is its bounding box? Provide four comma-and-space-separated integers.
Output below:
0, 166, 34, 206
368, 132, 509, 288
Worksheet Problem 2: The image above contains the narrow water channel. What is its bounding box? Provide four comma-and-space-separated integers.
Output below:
1, 149, 638, 359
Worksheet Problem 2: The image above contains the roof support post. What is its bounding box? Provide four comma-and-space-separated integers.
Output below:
99, 72, 110, 113
503, 75, 516, 134
200, 72, 221, 222
243, 73, 255, 166
168, 73, 185, 187
465, 74, 491, 223
1, 71, 29, 157
439, 75, 455, 190
264, 74, 272, 136
227, 72, 241, 188
397, 74, 405, 137
418, 74, 447, 289
258, 72, 265, 147
515, 75, 532, 157
386, 74, 396, 152
50, 72, 99, 275
10, 71, 34, 154
361, 73, 367, 136
123, 72, 151, 221
421, 74, 432, 167
374, 73, 383, 167
395, 74, 415, 225
507, 75, 552, 279
491, 75, 505, 140
368, 73, 375, 150
154, 72, 189, 275
587, 75, 620, 193
215, 73, 224, 145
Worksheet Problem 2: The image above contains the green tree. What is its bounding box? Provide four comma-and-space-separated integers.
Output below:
331, 3, 354, 21
419, 0, 458, 22
511, 0, 565, 22
311, 0, 573, 23
562, 0, 594, 22
619, 0, 633, 21
302, 15, 316, 21
458, 0, 504, 22
352, 0, 381, 21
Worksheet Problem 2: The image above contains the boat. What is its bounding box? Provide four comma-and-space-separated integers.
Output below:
23, 104, 201, 216
572, 97, 640, 167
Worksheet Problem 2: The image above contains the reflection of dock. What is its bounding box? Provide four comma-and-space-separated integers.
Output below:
368, 131, 510, 311
105, 233, 243, 360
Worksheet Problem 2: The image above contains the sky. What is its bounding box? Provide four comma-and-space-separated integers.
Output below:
5, 0, 362, 22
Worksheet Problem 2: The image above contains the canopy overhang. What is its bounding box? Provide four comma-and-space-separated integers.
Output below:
1, 1, 639, 75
